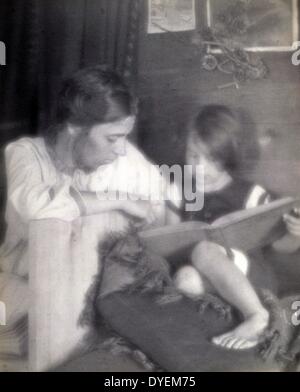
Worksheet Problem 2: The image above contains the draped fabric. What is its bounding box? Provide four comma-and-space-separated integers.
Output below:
0, 0, 40, 140
0, 0, 41, 233
0, 0, 141, 138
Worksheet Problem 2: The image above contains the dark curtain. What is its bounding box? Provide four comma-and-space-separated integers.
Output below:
0, 0, 141, 142
0, 0, 40, 226
0, 0, 40, 143
37, 0, 141, 129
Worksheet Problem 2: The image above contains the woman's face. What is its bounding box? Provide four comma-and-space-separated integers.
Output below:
72, 116, 135, 173
185, 133, 226, 187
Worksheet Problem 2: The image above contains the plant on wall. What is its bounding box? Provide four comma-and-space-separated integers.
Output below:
151, 0, 270, 85
192, 27, 269, 83
191, 0, 269, 84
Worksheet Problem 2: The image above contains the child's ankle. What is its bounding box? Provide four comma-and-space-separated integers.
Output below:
245, 307, 269, 322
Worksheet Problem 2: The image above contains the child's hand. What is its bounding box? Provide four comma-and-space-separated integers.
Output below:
283, 208, 300, 238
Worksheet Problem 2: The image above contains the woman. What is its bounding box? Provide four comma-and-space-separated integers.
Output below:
0, 66, 166, 355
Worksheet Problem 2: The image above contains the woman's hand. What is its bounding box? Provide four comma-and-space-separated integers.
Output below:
121, 199, 157, 226
284, 208, 300, 237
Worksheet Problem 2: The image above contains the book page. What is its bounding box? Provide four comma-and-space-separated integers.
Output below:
140, 221, 210, 257
213, 197, 298, 227
210, 197, 300, 251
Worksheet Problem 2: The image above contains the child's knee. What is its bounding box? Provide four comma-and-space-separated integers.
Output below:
191, 241, 226, 269
174, 265, 205, 298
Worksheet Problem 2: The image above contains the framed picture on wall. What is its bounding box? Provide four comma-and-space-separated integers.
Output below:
148, 0, 196, 33
206, 0, 299, 52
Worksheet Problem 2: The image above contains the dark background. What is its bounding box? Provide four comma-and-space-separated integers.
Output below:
0, 0, 300, 232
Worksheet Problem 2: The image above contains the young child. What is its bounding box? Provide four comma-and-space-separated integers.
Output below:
168, 105, 300, 351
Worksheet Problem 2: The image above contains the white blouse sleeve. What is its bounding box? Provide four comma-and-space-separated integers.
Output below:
5, 143, 80, 222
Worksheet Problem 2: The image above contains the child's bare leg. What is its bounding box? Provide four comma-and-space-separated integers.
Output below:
191, 241, 269, 350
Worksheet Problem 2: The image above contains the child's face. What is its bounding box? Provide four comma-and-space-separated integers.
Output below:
185, 133, 226, 188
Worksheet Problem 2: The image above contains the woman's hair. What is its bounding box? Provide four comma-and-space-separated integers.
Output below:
190, 105, 243, 175
44, 65, 137, 146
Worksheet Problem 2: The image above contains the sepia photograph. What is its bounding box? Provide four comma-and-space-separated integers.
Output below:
0, 0, 300, 375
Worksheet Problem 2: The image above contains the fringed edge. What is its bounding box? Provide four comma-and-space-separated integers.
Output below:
196, 293, 233, 321
78, 228, 138, 329
100, 335, 163, 372
257, 289, 293, 368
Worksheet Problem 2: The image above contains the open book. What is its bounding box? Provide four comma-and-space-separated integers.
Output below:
140, 197, 300, 258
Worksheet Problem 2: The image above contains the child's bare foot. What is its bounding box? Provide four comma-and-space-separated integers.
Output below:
212, 309, 269, 350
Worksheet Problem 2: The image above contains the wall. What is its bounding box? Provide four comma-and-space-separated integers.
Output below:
137, 1, 300, 196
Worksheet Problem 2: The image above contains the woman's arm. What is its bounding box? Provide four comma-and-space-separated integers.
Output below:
5, 144, 79, 222
78, 190, 157, 225
5, 143, 156, 225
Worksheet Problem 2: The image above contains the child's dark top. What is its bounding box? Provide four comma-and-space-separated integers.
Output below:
181, 178, 271, 224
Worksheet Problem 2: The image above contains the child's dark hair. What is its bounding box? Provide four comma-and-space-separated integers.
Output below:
44, 65, 137, 146
191, 105, 242, 175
